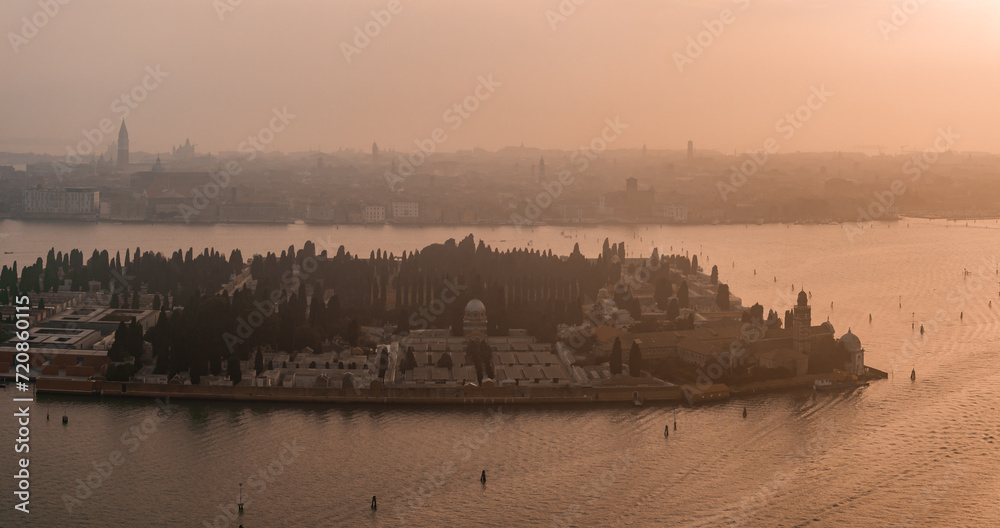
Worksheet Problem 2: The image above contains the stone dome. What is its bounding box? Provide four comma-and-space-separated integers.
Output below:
464, 299, 487, 323
840, 329, 862, 352
820, 321, 835, 334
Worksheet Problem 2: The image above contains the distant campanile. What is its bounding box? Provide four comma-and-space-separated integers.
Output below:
117, 120, 129, 169
687, 140, 693, 160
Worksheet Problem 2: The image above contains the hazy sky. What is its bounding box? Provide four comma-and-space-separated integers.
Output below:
2, 0, 999, 156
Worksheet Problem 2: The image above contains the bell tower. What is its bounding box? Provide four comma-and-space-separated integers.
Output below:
792, 290, 811, 354
117, 120, 129, 170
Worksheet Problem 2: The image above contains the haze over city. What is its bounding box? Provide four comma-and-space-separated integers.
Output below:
6, 1, 1000, 527
3, 0, 1000, 155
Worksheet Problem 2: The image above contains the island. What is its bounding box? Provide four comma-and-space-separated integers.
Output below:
0, 235, 886, 405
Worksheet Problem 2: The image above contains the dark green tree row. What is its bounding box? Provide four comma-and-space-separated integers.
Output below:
0, 247, 243, 303
245, 235, 615, 346
6, 237, 636, 384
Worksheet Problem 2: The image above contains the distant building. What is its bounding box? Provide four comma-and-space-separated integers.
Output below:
22, 188, 100, 216
599, 178, 654, 219
363, 205, 386, 223
391, 201, 419, 219
151, 155, 164, 172
218, 203, 290, 223
117, 120, 129, 170
131, 171, 214, 193
654, 203, 688, 222
305, 203, 336, 223
172, 138, 195, 158
687, 140, 693, 160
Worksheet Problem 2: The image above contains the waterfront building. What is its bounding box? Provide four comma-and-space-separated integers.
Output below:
599, 178, 655, 219
305, 203, 336, 223
0, 347, 109, 379
841, 328, 866, 376
363, 204, 386, 223
603, 292, 861, 379
654, 203, 689, 222
22, 188, 100, 217
218, 203, 291, 223
792, 290, 812, 354
391, 201, 419, 220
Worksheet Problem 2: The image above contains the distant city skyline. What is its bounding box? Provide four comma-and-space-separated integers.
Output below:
3, 0, 1000, 155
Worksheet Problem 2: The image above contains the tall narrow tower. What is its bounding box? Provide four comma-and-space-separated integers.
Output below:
792, 290, 812, 354
117, 120, 129, 170
687, 140, 693, 160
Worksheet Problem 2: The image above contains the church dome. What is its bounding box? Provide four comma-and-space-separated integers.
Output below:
464, 299, 487, 323
820, 321, 835, 334
797, 290, 808, 306
840, 329, 862, 352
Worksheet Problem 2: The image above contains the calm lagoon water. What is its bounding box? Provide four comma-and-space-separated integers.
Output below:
3, 218, 1000, 527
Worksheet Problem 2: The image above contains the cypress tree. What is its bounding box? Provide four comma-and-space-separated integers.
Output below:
610, 337, 623, 375
629, 342, 642, 377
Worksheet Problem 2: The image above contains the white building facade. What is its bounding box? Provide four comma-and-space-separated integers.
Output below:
22, 188, 100, 214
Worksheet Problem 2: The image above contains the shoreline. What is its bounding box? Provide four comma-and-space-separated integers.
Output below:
33, 367, 887, 406
4, 214, 1000, 228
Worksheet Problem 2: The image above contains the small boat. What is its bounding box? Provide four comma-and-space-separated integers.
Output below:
910, 369, 916, 381
3, 251, 12, 254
